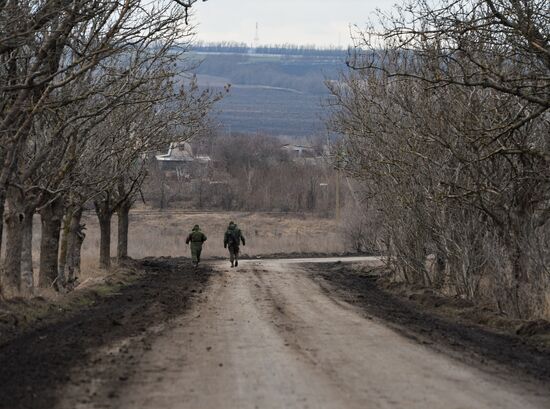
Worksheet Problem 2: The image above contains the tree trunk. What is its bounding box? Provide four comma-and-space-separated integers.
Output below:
21, 210, 34, 293
38, 197, 64, 288
496, 216, 531, 318
510, 238, 529, 283
433, 250, 447, 290
160, 183, 165, 209
95, 200, 112, 270
72, 228, 85, 279
0, 191, 5, 259
64, 207, 84, 285
98, 213, 111, 269
58, 210, 72, 287
1, 187, 24, 297
509, 237, 530, 318
117, 201, 131, 260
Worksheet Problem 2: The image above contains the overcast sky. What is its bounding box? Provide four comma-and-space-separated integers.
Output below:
190, 0, 397, 47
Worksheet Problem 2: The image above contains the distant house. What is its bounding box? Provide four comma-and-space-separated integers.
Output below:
280, 144, 316, 158
156, 142, 211, 180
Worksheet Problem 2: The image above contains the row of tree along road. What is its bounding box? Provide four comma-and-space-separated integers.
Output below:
329, 0, 550, 319
1, 0, 549, 324
0, 1, 218, 297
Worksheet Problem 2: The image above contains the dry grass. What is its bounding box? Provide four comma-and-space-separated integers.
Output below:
81, 210, 347, 263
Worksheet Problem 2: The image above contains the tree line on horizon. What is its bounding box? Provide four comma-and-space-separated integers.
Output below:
193, 41, 349, 58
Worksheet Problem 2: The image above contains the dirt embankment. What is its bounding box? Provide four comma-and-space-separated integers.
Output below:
0, 257, 212, 409
312, 262, 550, 383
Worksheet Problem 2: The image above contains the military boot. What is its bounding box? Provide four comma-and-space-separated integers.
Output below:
235, 260, 238, 267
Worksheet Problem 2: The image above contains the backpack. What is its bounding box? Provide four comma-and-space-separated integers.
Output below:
228, 228, 240, 245
191, 230, 205, 242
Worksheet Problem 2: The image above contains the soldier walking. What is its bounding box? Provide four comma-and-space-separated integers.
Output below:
224, 221, 245, 267
185, 224, 207, 268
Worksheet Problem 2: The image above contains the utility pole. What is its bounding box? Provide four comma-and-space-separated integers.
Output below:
335, 168, 341, 221
252, 22, 260, 52
254, 22, 260, 45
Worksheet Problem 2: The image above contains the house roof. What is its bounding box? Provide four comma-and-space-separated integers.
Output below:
156, 142, 211, 163
281, 144, 314, 151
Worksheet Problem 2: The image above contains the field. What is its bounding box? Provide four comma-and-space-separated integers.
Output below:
192, 49, 342, 137
80, 210, 347, 266
209, 85, 327, 136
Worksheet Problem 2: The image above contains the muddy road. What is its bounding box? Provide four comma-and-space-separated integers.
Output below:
2, 257, 550, 408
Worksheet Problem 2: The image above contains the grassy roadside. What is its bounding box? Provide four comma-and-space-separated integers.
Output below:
387, 283, 550, 351
0, 256, 212, 409
0, 259, 145, 346
369, 267, 550, 350
312, 262, 550, 382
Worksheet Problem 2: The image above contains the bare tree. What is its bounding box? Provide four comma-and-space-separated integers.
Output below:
0, 0, 211, 296
330, 0, 550, 318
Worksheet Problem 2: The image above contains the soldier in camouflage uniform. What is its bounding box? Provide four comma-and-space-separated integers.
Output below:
224, 221, 245, 267
185, 224, 207, 268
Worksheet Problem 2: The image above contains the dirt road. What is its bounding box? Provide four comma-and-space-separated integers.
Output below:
56, 258, 549, 409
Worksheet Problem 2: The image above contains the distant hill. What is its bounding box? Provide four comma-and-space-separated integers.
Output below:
188, 44, 349, 138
